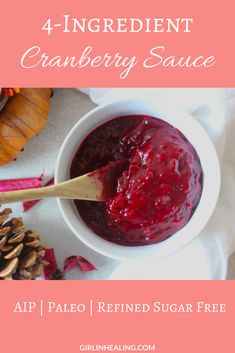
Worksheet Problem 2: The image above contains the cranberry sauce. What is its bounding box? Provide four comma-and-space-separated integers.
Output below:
70, 115, 203, 246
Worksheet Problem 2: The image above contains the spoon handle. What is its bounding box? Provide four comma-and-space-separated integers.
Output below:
0, 184, 59, 204
0, 175, 102, 204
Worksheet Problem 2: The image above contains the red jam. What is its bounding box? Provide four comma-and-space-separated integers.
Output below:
70, 115, 203, 246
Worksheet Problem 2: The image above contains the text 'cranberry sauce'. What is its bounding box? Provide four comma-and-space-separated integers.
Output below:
70, 115, 203, 246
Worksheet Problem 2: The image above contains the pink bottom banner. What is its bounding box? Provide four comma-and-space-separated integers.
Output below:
0, 281, 234, 352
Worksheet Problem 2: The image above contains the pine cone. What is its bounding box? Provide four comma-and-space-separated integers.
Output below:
0, 208, 47, 280
49, 269, 65, 280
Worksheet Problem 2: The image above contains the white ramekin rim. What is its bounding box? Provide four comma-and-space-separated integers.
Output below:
55, 98, 221, 260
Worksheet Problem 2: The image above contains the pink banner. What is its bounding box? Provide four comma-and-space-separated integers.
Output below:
0, 281, 234, 352
0, 0, 234, 86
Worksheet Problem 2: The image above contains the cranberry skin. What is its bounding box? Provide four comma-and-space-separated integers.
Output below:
70, 116, 203, 246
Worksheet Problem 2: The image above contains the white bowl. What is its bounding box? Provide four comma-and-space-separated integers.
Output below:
55, 99, 221, 260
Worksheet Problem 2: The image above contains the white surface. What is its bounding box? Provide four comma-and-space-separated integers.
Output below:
56, 98, 220, 261
1, 88, 235, 279
1, 89, 118, 279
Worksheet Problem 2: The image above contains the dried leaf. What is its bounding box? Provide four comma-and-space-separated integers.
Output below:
23, 177, 54, 212
64, 256, 96, 273
43, 248, 59, 280
43, 249, 96, 280
0, 176, 42, 192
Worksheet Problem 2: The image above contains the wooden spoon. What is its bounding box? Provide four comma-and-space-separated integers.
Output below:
0, 161, 126, 205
